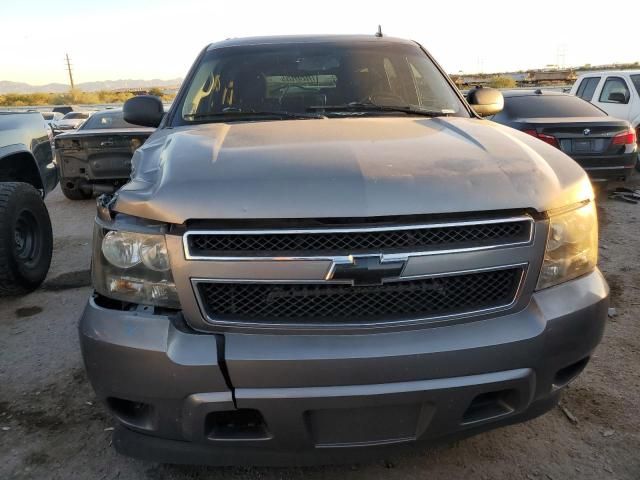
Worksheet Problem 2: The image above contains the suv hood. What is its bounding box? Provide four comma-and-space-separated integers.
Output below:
115, 117, 592, 224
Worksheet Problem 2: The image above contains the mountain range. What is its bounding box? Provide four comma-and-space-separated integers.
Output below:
0, 78, 182, 94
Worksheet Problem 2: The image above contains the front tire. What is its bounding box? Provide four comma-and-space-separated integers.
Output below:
0, 182, 53, 296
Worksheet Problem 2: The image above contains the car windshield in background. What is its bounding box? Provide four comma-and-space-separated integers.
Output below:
41, 112, 54, 120
504, 95, 606, 118
63, 112, 89, 120
81, 111, 139, 130
177, 41, 466, 123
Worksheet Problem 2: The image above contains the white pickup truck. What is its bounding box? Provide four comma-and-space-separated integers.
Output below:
571, 70, 640, 136
571, 71, 640, 171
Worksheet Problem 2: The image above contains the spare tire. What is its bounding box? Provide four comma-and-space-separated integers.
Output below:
0, 182, 53, 296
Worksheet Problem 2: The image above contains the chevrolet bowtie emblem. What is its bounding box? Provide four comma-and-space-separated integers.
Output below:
327, 255, 406, 286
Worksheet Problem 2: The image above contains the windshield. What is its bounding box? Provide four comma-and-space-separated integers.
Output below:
41, 112, 54, 120
81, 111, 139, 130
176, 41, 466, 123
63, 112, 89, 120
503, 95, 606, 118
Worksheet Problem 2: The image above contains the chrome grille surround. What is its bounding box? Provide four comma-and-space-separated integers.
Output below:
182, 215, 536, 329
184, 216, 534, 260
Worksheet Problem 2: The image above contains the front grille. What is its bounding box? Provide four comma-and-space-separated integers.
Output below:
186, 219, 532, 257
196, 267, 523, 325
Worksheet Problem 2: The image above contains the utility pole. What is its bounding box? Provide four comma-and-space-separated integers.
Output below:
65, 53, 75, 90
555, 45, 567, 70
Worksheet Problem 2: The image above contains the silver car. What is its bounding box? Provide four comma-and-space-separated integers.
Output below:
52, 111, 90, 133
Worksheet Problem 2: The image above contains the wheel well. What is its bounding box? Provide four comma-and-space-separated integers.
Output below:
0, 153, 43, 190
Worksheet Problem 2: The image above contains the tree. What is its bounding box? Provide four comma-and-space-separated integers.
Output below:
488, 75, 516, 89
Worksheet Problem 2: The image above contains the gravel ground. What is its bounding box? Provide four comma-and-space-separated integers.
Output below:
1, 179, 639, 480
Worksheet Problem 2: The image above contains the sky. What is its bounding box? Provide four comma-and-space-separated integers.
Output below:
1, 0, 639, 85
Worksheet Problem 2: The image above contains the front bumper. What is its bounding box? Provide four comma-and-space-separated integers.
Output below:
79, 269, 608, 466
57, 151, 133, 186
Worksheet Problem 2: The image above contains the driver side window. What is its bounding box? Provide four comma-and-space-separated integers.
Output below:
599, 77, 630, 104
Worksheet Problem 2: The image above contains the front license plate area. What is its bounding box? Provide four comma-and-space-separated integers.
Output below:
306, 402, 434, 447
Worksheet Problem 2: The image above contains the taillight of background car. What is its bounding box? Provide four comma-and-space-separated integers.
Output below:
611, 127, 637, 146
522, 129, 559, 148
523, 127, 637, 150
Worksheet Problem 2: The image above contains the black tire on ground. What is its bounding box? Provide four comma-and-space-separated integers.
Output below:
635, 154, 640, 173
60, 178, 92, 200
0, 182, 53, 296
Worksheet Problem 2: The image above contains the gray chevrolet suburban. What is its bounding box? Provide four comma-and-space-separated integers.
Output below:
79, 35, 608, 465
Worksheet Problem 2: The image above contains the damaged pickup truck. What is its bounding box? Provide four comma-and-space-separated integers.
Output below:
55, 108, 153, 199
80, 35, 609, 465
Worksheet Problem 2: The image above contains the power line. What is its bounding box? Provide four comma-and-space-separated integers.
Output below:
65, 53, 75, 90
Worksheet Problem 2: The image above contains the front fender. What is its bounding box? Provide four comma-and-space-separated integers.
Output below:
0, 142, 30, 159
0, 145, 57, 194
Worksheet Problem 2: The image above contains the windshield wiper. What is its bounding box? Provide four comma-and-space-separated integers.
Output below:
308, 102, 450, 117
183, 109, 326, 121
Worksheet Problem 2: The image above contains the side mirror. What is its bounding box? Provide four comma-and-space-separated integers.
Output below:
466, 87, 504, 117
607, 92, 627, 104
123, 95, 164, 128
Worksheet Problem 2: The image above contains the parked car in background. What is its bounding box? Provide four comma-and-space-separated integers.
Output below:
52, 105, 75, 115
80, 35, 608, 466
0, 111, 58, 295
571, 71, 640, 156
41, 111, 64, 129
55, 108, 153, 199
490, 90, 637, 181
52, 111, 91, 134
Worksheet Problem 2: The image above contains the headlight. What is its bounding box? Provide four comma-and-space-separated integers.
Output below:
93, 227, 180, 308
536, 201, 598, 290
101, 231, 143, 268
101, 231, 171, 271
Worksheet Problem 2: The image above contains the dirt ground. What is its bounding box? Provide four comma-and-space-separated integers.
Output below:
1, 178, 639, 480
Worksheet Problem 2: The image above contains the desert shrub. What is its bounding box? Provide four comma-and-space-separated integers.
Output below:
0, 89, 174, 106
488, 75, 516, 89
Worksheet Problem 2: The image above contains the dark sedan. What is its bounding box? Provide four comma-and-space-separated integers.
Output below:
490, 90, 637, 182
55, 108, 154, 200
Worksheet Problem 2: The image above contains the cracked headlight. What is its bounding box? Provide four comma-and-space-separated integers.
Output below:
536, 201, 598, 290
93, 227, 179, 308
